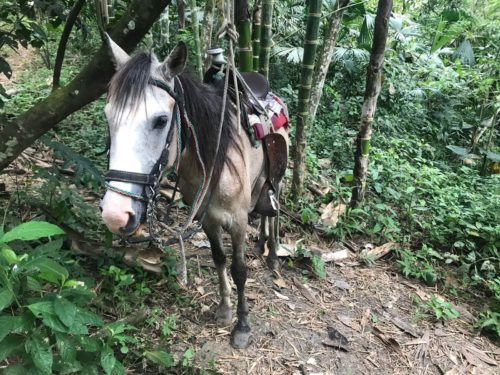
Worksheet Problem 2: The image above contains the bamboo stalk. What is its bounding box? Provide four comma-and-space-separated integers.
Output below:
251, 1, 262, 71
235, 0, 252, 72
350, 0, 393, 206
291, 0, 322, 199
258, 0, 273, 78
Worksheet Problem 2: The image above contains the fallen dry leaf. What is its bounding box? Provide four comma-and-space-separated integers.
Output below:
372, 326, 402, 354
360, 242, 398, 261
462, 344, 498, 367
320, 202, 347, 227
323, 327, 349, 351
273, 290, 290, 300
273, 277, 287, 289
360, 308, 371, 332
376, 309, 421, 338
337, 314, 361, 332
292, 277, 317, 304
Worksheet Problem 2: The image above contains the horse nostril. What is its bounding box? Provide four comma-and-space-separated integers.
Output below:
120, 212, 138, 234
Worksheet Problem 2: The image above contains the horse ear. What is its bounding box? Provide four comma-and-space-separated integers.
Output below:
105, 33, 130, 70
162, 41, 187, 78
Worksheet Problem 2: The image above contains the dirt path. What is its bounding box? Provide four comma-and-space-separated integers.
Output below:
149, 235, 499, 375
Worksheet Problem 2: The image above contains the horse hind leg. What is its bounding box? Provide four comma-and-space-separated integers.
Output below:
203, 222, 232, 327
266, 216, 279, 272
255, 215, 268, 255
229, 216, 253, 349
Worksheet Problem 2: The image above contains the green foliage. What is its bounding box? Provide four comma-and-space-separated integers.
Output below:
396, 247, 439, 286
0, 221, 110, 374
295, 243, 326, 279
423, 295, 461, 321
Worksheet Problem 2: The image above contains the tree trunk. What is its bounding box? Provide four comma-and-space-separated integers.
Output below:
202, 0, 215, 70
251, 1, 262, 71
177, 0, 186, 29
188, 0, 203, 79
235, 0, 252, 72
350, 0, 392, 206
258, 0, 273, 78
309, 0, 349, 123
52, 0, 87, 90
290, 0, 322, 199
0, 0, 171, 172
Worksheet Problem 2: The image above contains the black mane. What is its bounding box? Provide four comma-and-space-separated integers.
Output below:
108, 52, 242, 188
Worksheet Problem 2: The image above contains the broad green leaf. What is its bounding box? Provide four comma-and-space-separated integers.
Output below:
26, 276, 42, 291
33, 238, 64, 256
0, 221, 64, 243
25, 334, 53, 375
0, 316, 25, 341
101, 345, 116, 375
111, 360, 125, 375
3, 364, 26, 375
0, 334, 24, 361
41, 312, 69, 333
28, 300, 55, 317
1, 248, 18, 264
30, 258, 68, 285
54, 297, 77, 328
55, 333, 78, 365
0, 288, 14, 311
77, 336, 101, 352
144, 350, 175, 368
80, 365, 99, 375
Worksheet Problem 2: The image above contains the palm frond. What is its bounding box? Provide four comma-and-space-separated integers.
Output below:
453, 39, 475, 66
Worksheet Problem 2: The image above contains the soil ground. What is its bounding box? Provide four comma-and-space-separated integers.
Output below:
152, 232, 499, 375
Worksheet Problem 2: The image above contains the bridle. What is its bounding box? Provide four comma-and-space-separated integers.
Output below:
104, 77, 183, 204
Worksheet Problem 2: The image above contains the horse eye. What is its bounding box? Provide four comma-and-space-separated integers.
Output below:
153, 115, 169, 130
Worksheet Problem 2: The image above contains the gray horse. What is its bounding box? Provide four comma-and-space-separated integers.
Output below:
100, 37, 289, 348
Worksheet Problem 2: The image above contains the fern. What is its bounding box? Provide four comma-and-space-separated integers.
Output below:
41, 136, 104, 190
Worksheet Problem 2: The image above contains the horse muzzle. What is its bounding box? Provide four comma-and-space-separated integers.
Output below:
100, 190, 147, 236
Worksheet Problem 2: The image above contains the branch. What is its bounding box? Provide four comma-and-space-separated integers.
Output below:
52, 0, 87, 90
0, 0, 171, 172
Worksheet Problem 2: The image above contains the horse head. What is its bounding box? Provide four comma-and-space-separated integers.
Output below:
100, 35, 187, 236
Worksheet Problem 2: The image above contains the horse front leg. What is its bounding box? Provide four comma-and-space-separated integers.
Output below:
203, 222, 232, 327
229, 220, 253, 349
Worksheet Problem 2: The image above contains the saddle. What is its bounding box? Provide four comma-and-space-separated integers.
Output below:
205, 69, 288, 216
239, 72, 289, 216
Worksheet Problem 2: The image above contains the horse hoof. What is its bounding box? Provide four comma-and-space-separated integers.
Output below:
215, 304, 232, 327
230, 328, 253, 349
